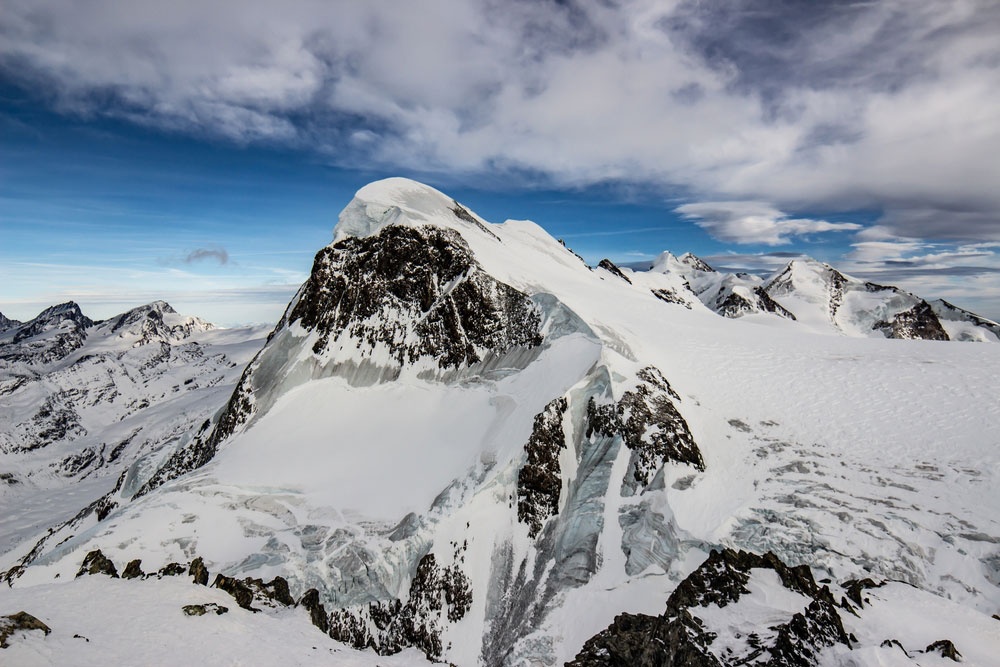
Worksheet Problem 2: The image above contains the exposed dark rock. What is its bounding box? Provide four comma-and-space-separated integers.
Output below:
328, 552, 472, 661
189, 557, 209, 586
212, 573, 295, 611
841, 577, 884, 609
880, 639, 910, 656
300, 588, 329, 634
598, 259, 633, 284
290, 225, 541, 367
924, 639, 962, 661
571, 611, 722, 667
0, 611, 52, 648
264, 576, 295, 606
875, 301, 950, 341
517, 397, 569, 538
716, 286, 796, 320
76, 549, 118, 578
588, 366, 703, 489
121, 559, 144, 580
213, 574, 257, 611
651, 288, 693, 309
182, 603, 229, 616
558, 239, 589, 266
569, 548, 850, 667
451, 201, 501, 242
158, 562, 187, 577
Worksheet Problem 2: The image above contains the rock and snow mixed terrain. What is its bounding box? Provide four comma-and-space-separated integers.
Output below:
2, 178, 999, 665
0, 301, 268, 557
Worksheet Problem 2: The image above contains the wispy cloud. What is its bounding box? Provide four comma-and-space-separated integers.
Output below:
184, 247, 229, 265
675, 201, 860, 246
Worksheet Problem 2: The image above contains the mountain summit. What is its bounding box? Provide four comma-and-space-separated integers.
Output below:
3, 179, 999, 666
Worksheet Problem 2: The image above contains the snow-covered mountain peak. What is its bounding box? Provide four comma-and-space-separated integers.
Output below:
333, 177, 499, 246
1, 301, 95, 364
98, 300, 213, 346
766, 258, 848, 298
11, 301, 93, 341
649, 251, 714, 276
677, 252, 715, 273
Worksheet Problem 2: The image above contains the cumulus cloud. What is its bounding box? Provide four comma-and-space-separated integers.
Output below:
675, 201, 860, 245
1, 0, 999, 242
184, 247, 229, 265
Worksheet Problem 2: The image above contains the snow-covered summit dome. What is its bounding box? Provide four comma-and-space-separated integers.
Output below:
332, 177, 493, 244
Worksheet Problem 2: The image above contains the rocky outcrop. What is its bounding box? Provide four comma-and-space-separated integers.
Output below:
597, 259, 633, 284
182, 603, 229, 616
716, 286, 796, 320
587, 366, 703, 490
75, 549, 119, 578
924, 639, 962, 661
290, 225, 541, 367
158, 562, 187, 577
651, 288, 693, 309
570, 548, 850, 666
300, 589, 330, 634
212, 574, 295, 611
328, 552, 473, 661
875, 301, 950, 341
517, 397, 569, 538
0, 611, 52, 648
189, 557, 209, 586
121, 559, 144, 580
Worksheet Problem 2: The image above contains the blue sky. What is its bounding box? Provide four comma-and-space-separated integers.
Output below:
2, 1, 999, 325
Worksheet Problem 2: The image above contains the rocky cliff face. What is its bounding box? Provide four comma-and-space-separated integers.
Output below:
570, 548, 850, 667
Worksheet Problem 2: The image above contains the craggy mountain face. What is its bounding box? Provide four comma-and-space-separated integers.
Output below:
0, 301, 268, 556
0, 312, 21, 333
2, 179, 1000, 666
646, 253, 999, 342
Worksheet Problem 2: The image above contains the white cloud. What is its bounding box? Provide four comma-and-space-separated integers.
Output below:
1, 0, 999, 242
675, 201, 860, 245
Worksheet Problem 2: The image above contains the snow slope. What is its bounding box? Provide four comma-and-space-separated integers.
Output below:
3, 178, 999, 666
